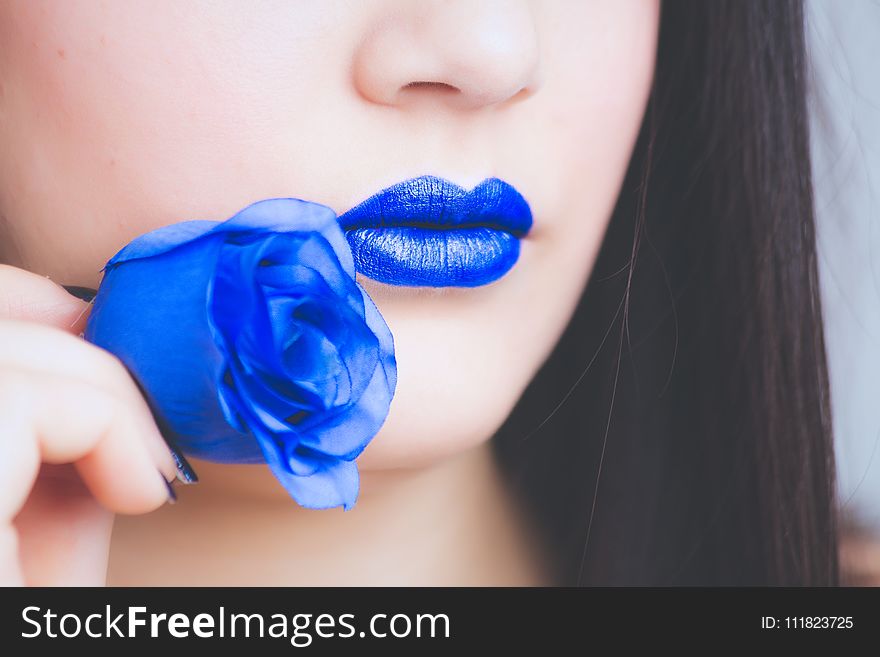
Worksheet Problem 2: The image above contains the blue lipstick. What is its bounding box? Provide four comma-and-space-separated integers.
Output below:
338, 176, 532, 287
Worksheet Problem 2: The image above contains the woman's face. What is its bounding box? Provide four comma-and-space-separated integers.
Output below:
0, 1, 658, 473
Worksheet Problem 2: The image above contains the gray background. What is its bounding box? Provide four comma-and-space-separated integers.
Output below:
808, 0, 880, 532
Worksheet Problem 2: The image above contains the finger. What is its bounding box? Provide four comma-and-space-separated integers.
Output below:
0, 366, 173, 519
0, 320, 178, 478
14, 464, 115, 586
0, 525, 24, 586
0, 264, 92, 333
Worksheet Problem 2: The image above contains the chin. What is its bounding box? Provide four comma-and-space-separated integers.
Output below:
355, 387, 521, 471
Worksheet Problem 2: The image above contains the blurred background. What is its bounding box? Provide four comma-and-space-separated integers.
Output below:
808, 0, 880, 584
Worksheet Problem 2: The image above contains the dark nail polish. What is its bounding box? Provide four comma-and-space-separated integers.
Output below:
62, 285, 98, 302
161, 471, 177, 504
170, 446, 199, 484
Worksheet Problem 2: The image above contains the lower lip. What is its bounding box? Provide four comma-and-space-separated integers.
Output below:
344, 226, 522, 287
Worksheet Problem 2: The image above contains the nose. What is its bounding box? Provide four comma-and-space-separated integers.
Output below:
352, 0, 541, 110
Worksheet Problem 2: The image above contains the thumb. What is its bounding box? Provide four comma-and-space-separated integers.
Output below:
0, 265, 95, 334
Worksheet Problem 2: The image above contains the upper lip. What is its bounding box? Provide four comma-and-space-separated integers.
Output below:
337, 176, 532, 236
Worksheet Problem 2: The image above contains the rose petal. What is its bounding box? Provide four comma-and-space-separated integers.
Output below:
253, 424, 360, 510
106, 220, 220, 268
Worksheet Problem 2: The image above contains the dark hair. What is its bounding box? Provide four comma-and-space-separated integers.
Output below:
493, 0, 839, 585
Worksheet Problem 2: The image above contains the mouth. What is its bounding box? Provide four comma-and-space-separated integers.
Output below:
338, 176, 532, 287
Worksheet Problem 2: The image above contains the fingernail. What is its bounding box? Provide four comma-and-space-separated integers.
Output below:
160, 470, 177, 504
62, 285, 98, 302
169, 444, 199, 484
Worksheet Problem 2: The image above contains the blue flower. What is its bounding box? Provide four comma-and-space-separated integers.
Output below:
84, 198, 397, 510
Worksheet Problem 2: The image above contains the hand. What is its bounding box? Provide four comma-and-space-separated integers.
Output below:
0, 265, 178, 586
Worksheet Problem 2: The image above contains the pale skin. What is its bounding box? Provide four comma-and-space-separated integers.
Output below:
0, 1, 659, 585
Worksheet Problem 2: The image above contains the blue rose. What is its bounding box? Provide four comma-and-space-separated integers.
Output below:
84, 198, 397, 510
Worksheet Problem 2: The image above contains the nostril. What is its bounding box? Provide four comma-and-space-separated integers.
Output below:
401, 80, 460, 94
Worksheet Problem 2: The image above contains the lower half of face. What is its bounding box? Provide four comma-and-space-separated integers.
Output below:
0, 0, 659, 471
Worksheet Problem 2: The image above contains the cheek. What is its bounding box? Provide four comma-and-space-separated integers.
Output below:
526, 0, 660, 327
0, 1, 353, 279
538, 0, 660, 250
